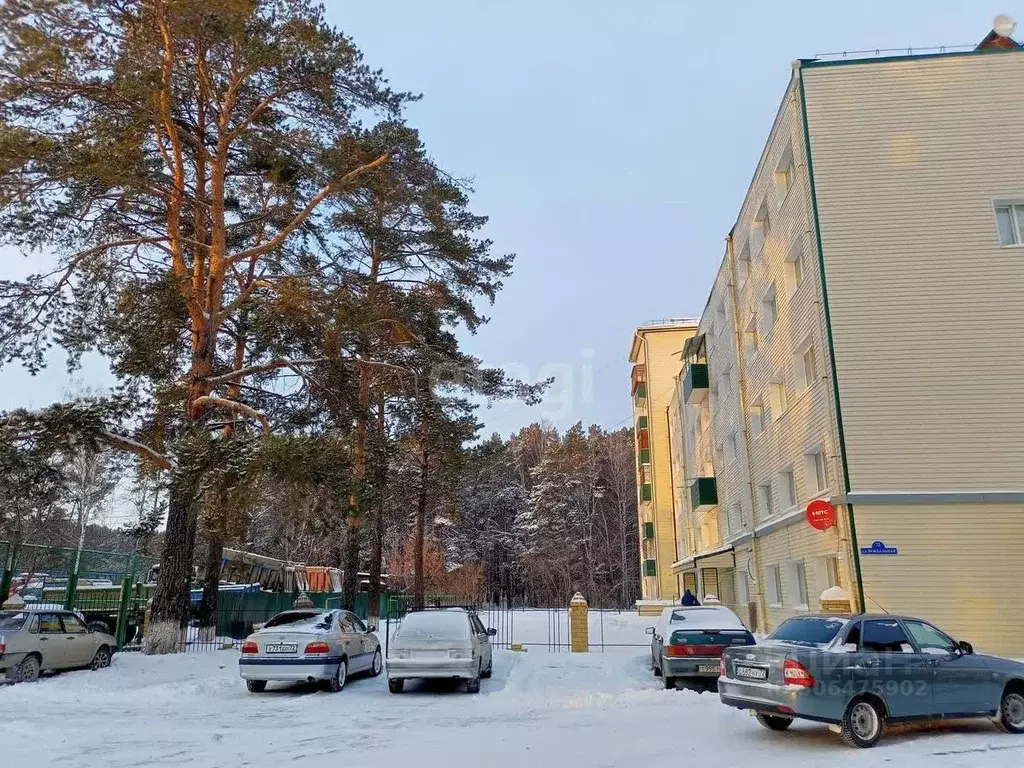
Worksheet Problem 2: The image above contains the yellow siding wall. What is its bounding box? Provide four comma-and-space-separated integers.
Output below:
855, 503, 1024, 657
804, 52, 1024, 490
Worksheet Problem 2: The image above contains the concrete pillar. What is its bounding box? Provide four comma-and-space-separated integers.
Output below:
569, 592, 589, 653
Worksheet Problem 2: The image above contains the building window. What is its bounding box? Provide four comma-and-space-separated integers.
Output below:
744, 315, 758, 356
789, 560, 809, 608
737, 241, 751, 284
797, 345, 817, 391
757, 483, 774, 518
766, 564, 783, 607
749, 398, 764, 437
760, 285, 778, 337
785, 239, 805, 296
726, 433, 737, 461
994, 201, 1024, 246
752, 199, 770, 256
715, 446, 725, 472
822, 555, 841, 588
805, 449, 828, 494
775, 142, 794, 200
719, 367, 731, 399
779, 468, 797, 510
769, 380, 787, 421
728, 504, 742, 535
735, 570, 750, 605
717, 301, 728, 330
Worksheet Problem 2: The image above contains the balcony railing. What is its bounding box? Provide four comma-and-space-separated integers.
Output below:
639, 483, 652, 503
643, 559, 657, 577
643, 522, 655, 540
631, 364, 647, 398
683, 362, 709, 404
689, 477, 718, 511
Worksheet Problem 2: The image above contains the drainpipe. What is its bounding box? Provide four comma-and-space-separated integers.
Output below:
726, 234, 769, 633
795, 61, 867, 612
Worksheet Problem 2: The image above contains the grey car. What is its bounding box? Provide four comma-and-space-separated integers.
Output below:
0, 608, 116, 683
239, 608, 382, 693
719, 613, 1024, 748
387, 608, 496, 694
648, 605, 756, 691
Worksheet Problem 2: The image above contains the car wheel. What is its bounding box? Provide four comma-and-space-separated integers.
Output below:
995, 688, 1024, 734
663, 675, 675, 690
481, 660, 493, 679
15, 655, 41, 684
841, 698, 885, 748
466, 676, 481, 694
90, 646, 112, 671
369, 648, 383, 677
246, 679, 267, 693
388, 678, 404, 694
755, 713, 793, 731
325, 659, 347, 693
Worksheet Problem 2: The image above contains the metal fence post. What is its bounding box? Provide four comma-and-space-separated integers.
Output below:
64, 571, 79, 610
114, 577, 132, 648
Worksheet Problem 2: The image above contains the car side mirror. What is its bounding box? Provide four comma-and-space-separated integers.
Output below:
486, 627, 497, 636
645, 627, 655, 635
958, 640, 974, 655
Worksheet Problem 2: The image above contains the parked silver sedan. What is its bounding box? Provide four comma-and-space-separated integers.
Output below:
239, 609, 382, 693
0, 608, 116, 683
648, 605, 756, 691
720, 613, 1024, 748
387, 608, 496, 694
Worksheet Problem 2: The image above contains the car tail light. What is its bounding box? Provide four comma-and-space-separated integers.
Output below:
241, 641, 258, 655
304, 641, 330, 655
783, 658, 815, 688
666, 644, 727, 657
720, 655, 727, 677
0, 635, 5, 655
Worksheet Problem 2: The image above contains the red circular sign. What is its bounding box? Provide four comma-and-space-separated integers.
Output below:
806, 499, 836, 531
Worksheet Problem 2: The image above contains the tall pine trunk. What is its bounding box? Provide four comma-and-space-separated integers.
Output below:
342, 362, 370, 611
196, 524, 224, 636
413, 440, 429, 608
367, 400, 387, 626
148, 470, 200, 653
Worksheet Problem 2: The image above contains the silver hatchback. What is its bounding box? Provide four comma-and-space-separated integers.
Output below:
387, 608, 496, 694
0, 608, 116, 683
239, 609, 382, 692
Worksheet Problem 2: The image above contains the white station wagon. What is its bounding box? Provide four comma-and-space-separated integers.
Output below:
239, 608, 382, 692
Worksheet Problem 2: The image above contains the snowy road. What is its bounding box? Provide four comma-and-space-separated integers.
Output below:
3, 624, 1024, 766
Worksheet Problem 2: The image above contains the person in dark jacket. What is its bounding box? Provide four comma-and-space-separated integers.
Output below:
681, 589, 701, 607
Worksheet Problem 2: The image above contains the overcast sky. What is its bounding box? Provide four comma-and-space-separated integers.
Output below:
0, 0, 997, 438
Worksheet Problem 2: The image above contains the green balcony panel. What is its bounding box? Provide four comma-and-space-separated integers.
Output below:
643, 522, 655, 539
683, 363, 709, 404
634, 382, 647, 400
643, 559, 657, 577
639, 448, 650, 465
637, 415, 649, 430
640, 483, 652, 503
689, 476, 718, 511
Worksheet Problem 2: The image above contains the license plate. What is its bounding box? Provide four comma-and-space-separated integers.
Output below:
698, 664, 719, 674
415, 650, 447, 659
735, 665, 768, 681
265, 643, 298, 654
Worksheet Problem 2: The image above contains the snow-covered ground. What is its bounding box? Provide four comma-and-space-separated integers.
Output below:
3, 612, 1023, 767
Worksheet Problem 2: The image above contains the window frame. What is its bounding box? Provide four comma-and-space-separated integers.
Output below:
767, 565, 784, 608
60, 612, 89, 634
861, 619, 915, 655
779, 468, 797, 510
757, 483, 774, 519
903, 619, 958, 655
760, 284, 778, 338
774, 142, 795, 202
993, 200, 1024, 247
804, 449, 828, 494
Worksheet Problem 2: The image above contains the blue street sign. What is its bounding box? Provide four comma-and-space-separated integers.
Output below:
861, 540, 898, 556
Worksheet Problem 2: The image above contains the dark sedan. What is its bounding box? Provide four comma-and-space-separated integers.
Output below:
719, 613, 1024, 748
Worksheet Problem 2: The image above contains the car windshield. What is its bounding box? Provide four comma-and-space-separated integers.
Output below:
0, 611, 28, 630
396, 611, 469, 642
263, 611, 332, 630
768, 617, 847, 647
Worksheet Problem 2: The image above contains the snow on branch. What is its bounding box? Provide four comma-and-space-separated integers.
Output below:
191, 396, 271, 435
99, 432, 174, 471
204, 358, 327, 386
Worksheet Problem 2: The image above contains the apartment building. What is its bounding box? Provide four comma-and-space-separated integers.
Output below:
669, 25, 1024, 655
628, 320, 699, 603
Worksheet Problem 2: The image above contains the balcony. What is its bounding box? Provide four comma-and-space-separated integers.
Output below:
689, 477, 718, 511
643, 522, 655, 540
637, 415, 648, 430
643, 559, 657, 577
639, 483, 652, 503
638, 448, 650, 465
683, 362, 709, 404
636, 427, 649, 451
631, 364, 647, 402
